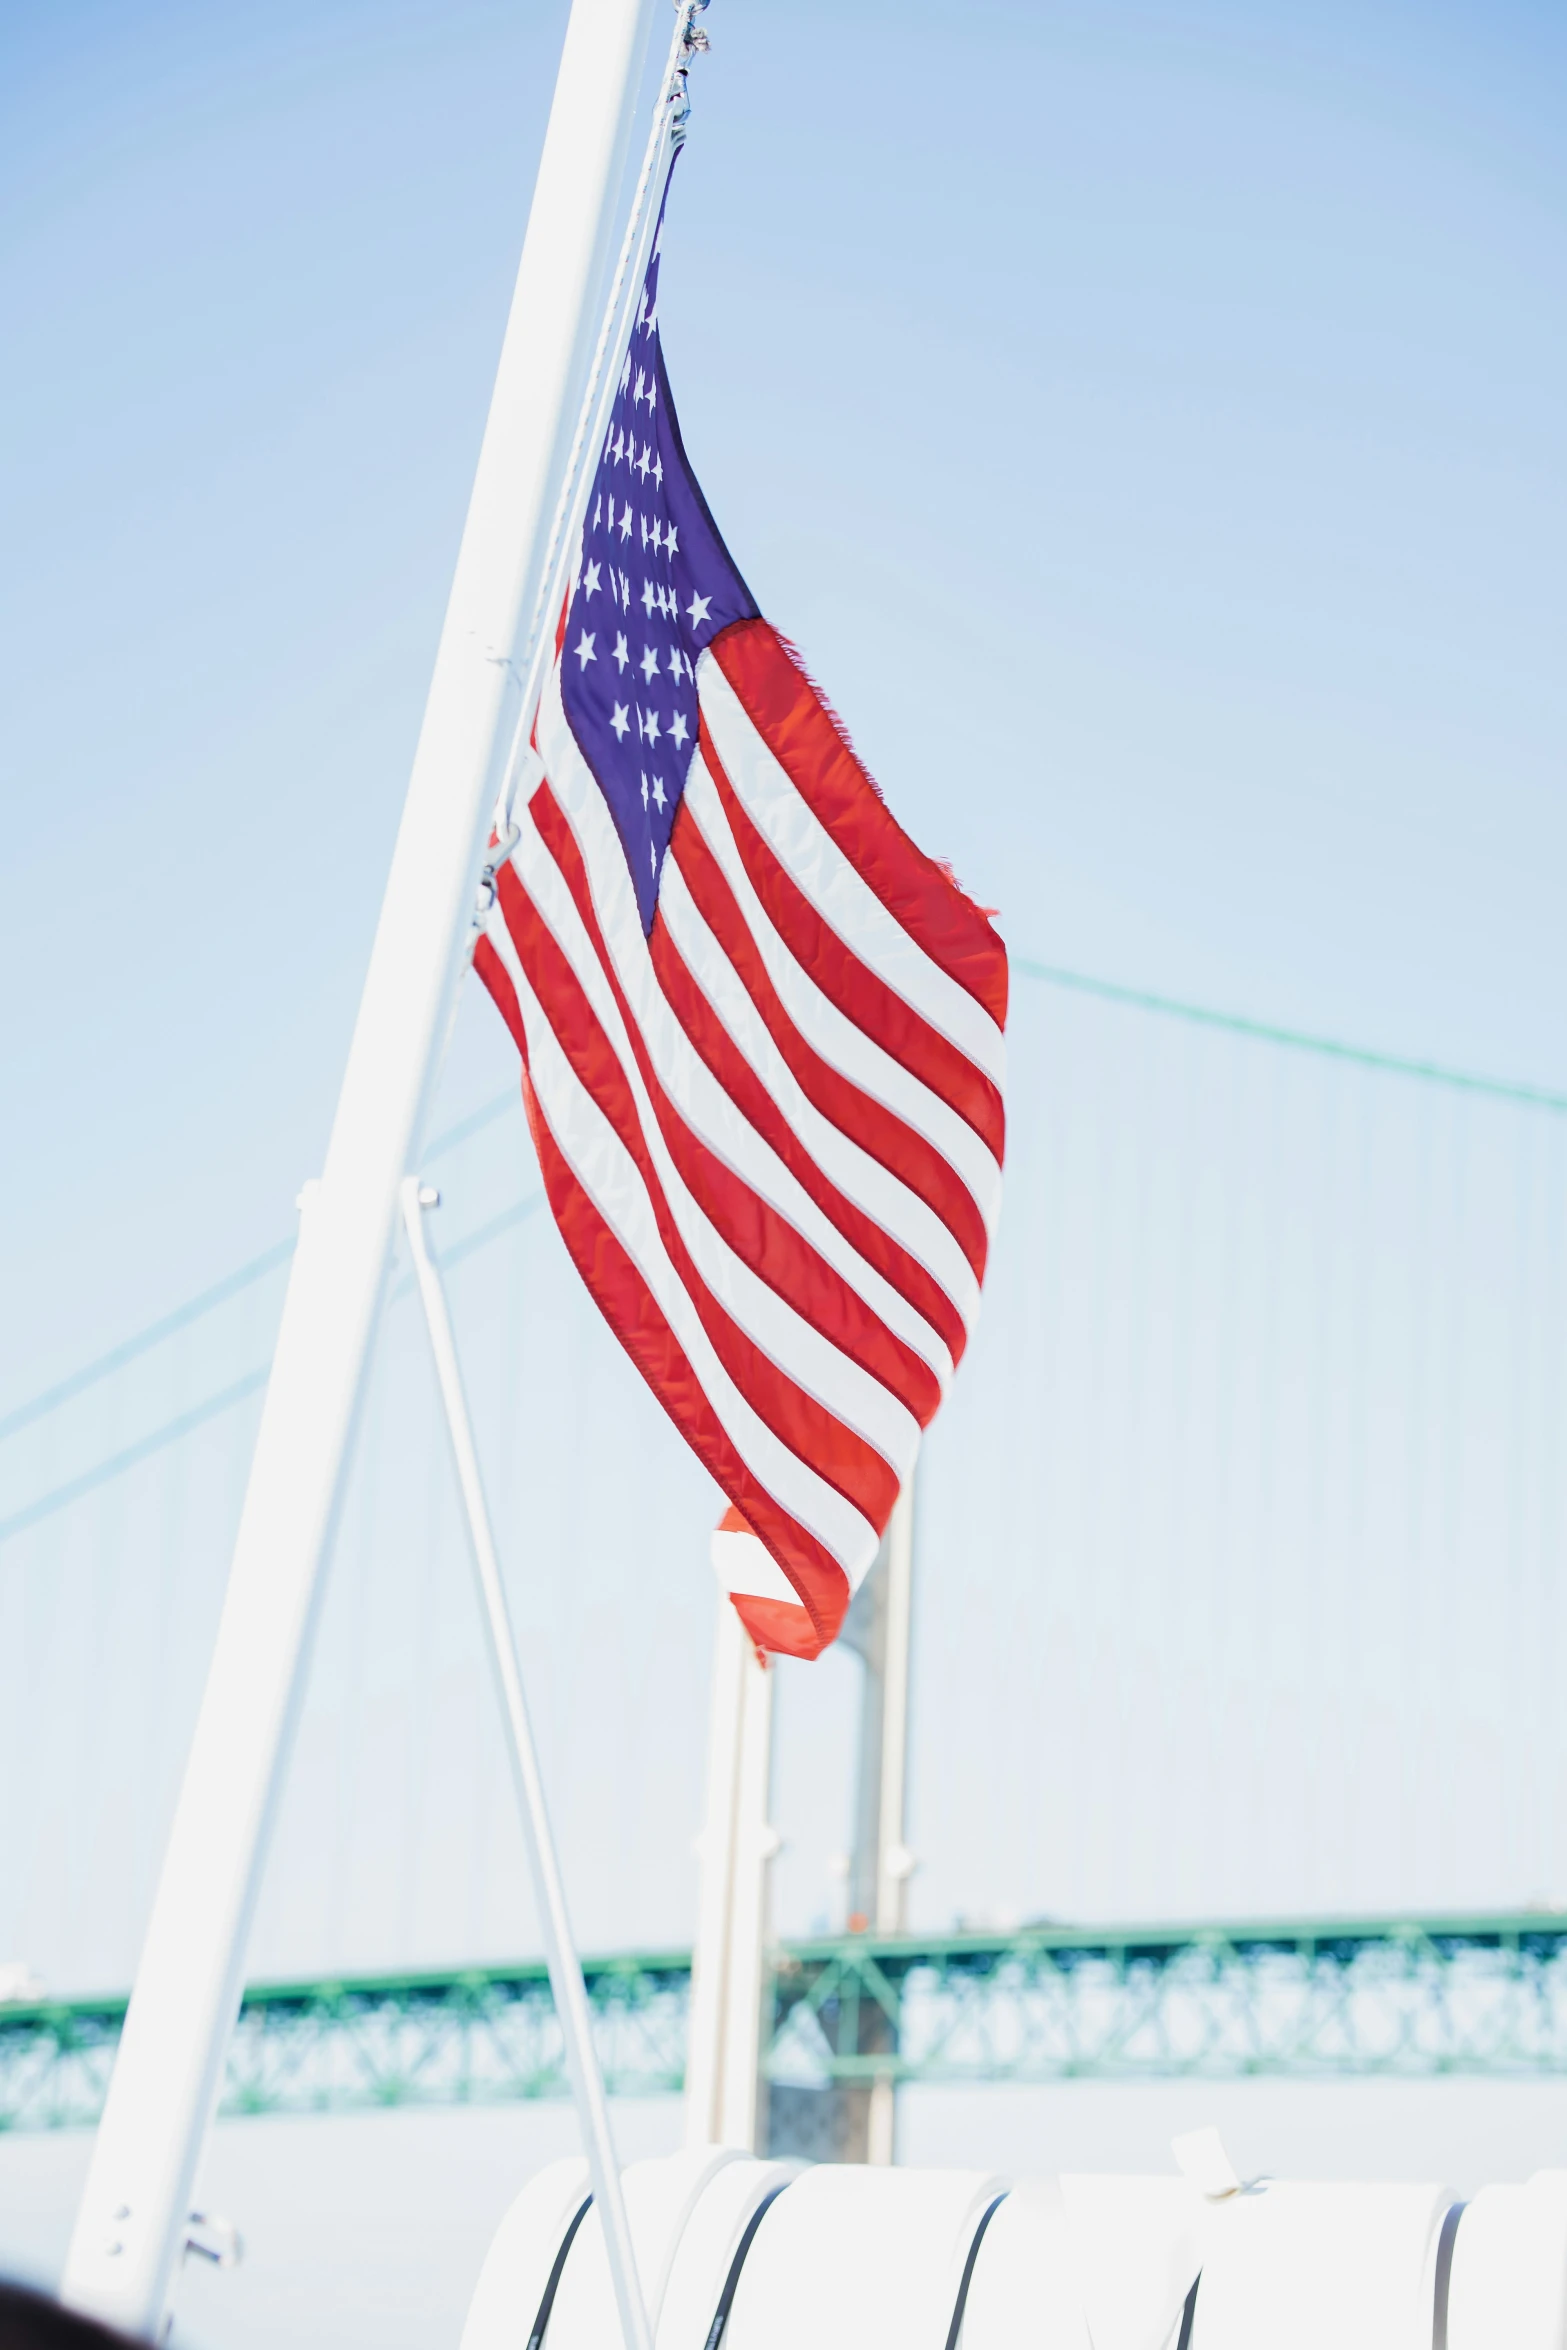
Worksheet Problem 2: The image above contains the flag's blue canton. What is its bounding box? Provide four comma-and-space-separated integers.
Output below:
561, 224, 757, 934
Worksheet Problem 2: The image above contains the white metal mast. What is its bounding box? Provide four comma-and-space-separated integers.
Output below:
63, 1, 659, 2333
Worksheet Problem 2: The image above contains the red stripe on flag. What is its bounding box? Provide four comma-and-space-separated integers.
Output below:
700, 728, 1006, 1167
671, 796, 991, 1283
518, 1063, 851, 1652
475, 932, 526, 1057
711, 618, 1009, 1033
647, 913, 971, 1371
496, 862, 901, 1533
732, 1592, 834, 1662
531, 785, 943, 1429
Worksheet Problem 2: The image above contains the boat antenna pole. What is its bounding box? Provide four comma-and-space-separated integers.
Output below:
61, 0, 666, 2335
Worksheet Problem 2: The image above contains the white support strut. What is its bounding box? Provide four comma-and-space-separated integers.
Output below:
62, 0, 659, 2332
875, 1480, 915, 1940
868, 1478, 914, 2166
685, 1595, 776, 2153
399, 1183, 651, 2350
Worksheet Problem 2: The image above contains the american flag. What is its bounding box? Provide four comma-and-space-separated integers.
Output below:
476, 212, 1007, 1660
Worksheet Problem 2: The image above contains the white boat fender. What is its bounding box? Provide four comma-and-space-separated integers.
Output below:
545, 2150, 751, 2348
696, 2182, 791, 2350
721, 2165, 1008, 2350
1060, 2174, 1208, 2350
1191, 2178, 1457, 2350
1446, 2171, 1567, 2350
461, 2158, 590, 2350
958, 2179, 1091, 2350
941, 2189, 1008, 2350
529, 2193, 595, 2350
654, 2157, 800, 2350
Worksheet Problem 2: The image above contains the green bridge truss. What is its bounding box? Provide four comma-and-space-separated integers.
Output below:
7, 1915, 1567, 2133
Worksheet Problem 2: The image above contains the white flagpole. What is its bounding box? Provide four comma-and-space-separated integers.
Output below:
399, 1183, 651, 2350
62, 1, 659, 2332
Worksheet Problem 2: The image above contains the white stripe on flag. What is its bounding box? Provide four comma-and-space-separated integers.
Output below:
487, 909, 883, 1588
657, 850, 982, 1326
682, 747, 1004, 1235
698, 650, 1007, 1089
509, 808, 921, 1482
536, 667, 978, 1335
711, 1522, 799, 1606
532, 677, 957, 1385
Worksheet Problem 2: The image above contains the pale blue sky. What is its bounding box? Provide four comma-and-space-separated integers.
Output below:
3, 9, 1567, 2321
5, 0, 1565, 1977
2, 0, 1563, 1398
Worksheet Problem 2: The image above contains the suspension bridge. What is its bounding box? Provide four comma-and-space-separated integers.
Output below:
5, 961, 1567, 2132
9, 1915, 1567, 2136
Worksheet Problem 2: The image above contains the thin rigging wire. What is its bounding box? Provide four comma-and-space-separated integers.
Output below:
0, 1198, 547, 1544
0, 1091, 526, 1446
8, 961, 1561, 1455
1013, 961, 1567, 1114
7, 955, 1565, 1540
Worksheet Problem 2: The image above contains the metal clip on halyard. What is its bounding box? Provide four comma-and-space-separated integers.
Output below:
475, 814, 523, 926
487, 0, 712, 858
